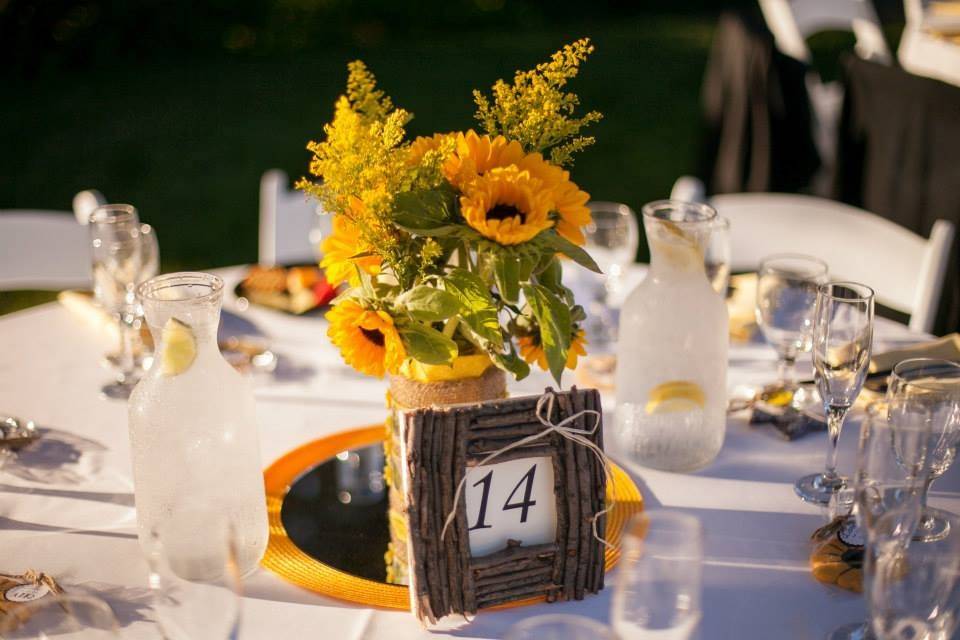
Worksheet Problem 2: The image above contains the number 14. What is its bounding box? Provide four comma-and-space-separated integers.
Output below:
469, 463, 538, 530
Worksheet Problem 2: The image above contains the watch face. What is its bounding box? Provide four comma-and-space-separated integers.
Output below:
838, 517, 866, 547
3, 583, 50, 603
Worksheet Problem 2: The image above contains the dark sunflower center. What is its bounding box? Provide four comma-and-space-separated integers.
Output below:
486, 204, 525, 223
360, 327, 385, 347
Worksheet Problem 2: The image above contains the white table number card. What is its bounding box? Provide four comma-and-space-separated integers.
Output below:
400, 387, 607, 625
464, 456, 558, 557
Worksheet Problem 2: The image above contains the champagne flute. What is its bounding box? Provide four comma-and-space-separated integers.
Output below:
89, 204, 144, 399
829, 400, 931, 640
147, 508, 242, 640
584, 202, 638, 347
756, 254, 829, 391
887, 358, 960, 542
611, 510, 703, 640
796, 281, 874, 505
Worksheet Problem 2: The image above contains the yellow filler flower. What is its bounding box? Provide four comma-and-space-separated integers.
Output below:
459, 166, 553, 245
326, 299, 406, 378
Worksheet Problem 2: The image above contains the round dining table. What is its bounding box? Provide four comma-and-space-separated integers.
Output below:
1, 265, 958, 639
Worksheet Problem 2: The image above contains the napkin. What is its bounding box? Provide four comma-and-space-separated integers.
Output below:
57, 290, 153, 348
869, 333, 960, 373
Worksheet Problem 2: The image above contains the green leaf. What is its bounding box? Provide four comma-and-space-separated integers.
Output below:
396, 286, 460, 322
492, 348, 530, 381
398, 323, 458, 365
493, 252, 521, 305
537, 257, 563, 291
522, 283, 572, 383
442, 268, 502, 350
392, 188, 455, 231
539, 230, 602, 273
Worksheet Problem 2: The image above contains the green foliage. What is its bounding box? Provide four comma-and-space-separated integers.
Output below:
395, 285, 460, 322
442, 268, 503, 351
398, 323, 458, 365
522, 283, 572, 383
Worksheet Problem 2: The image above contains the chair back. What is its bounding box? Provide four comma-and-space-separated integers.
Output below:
0, 211, 91, 290
710, 192, 955, 333
259, 169, 329, 266
758, 0, 891, 63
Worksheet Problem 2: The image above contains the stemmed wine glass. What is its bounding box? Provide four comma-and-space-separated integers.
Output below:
829, 400, 931, 640
89, 204, 144, 398
796, 281, 874, 505
755, 254, 829, 391
886, 358, 960, 542
611, 510, 703, 640
583, 202, 638, 347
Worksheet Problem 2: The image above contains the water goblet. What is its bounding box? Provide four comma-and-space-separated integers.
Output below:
0, 592, 121, 638
504, 614, 617, 640
828, 400, 931, 640
583, 201, 639, 347
611, 510, 703, 640
887, 358, 960, 542
147, 508, 242, 640
796, 281, 874, 504
755, 254, 829, 391
705, 216, 731, 295
89, 204, 144, 398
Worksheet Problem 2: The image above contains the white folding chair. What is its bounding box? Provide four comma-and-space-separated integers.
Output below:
669, 178, 955, 333
258, 169, 329, 266
0, 210, 92, 290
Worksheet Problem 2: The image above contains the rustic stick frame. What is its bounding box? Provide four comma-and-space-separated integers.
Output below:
401, 387, 606, 624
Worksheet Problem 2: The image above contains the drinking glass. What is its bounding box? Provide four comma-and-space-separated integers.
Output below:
147, 508, 242, 640
504, 614, 617, 640
705, 216, 731, 295
611, 510, 703, 640
887, 358, 960, 542
829, 400, 931, 640
583, 202, 639, 347
755, 254, 829, 391
89, 204, 144, 398
796, 281, 874, 504
868, 510, 960, 640
0, 593, 120, 638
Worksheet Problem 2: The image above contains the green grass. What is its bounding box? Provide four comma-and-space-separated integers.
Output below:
0, 15, 714, 314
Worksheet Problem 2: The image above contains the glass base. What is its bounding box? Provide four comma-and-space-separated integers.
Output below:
795, 472, 845, 505
827, 622, 870, 640
913, 507, 952, 543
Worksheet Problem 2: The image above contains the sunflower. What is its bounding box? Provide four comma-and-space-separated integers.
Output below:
320, 212, 382, 287
326, 299, 406, 378
550, 177, 592, 246
442, 130, 526, 189
407, 133, 451, 166
518, 329, 588, 371
459, 166, 554, 245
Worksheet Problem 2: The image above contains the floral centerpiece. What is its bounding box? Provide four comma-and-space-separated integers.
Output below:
298, 39, 602, 583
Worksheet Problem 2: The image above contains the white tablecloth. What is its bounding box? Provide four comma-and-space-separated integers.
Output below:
1, 266, 958, 639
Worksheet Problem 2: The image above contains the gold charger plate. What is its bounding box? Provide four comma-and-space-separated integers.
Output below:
262, 424, 644, 610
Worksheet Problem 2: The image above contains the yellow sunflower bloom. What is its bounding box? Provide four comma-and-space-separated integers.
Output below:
459, 166, 553, 245
320, 211, 382, 287
518, 329, 588, 372
551, 178, 592, 246
326, 299, 406, 378
407, 133, 450, 166
442, 130, 526, 189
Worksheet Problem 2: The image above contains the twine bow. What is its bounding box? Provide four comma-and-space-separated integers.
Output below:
441, 391, 617, 549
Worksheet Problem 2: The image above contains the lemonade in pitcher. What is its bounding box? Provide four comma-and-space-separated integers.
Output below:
615, 201, 728, 472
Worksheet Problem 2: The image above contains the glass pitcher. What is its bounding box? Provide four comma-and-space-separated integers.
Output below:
615, 201, 728, 472
129, 272, 268, 576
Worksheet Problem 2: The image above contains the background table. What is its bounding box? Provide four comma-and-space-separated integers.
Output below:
1, 266, 958, 639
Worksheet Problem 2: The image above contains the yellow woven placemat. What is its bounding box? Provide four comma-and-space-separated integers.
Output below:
262, 424, 644, 610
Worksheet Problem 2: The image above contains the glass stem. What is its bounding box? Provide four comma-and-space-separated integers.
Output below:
823, 405, 847, 486
118, 309, 137, 382
920, 476, 934, 514
778, 353, 797, 389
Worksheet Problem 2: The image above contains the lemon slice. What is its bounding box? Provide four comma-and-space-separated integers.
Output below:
645, 380, 706, 415
160, 318, 197, 376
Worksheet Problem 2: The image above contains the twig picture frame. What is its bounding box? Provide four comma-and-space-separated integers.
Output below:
399, 386, 606, 624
